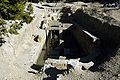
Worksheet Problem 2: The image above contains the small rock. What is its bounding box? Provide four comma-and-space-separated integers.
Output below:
118, 74, 120, 77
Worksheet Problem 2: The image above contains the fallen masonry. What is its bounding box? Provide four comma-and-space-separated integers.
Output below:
41, 56, 94, 73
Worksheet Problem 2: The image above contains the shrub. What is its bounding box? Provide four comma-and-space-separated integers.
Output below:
0, 26, 8, 36
0, 20, 6, 25
8, 22, 22, 35
0, 0, 33, 23
21, 13, 33, 23
8, 28, 19, 35
27, 3, 33, 14
0, 0, 33, 36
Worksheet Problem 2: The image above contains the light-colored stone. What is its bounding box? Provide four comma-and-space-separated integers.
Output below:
118, 74, 120, 77
0, 3, 48, 80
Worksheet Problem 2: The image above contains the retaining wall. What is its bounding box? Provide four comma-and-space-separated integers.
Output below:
71, 9, 120, 44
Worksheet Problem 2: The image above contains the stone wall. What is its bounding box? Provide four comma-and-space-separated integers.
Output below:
69, 24, 100, 55
71, 9, 120, 45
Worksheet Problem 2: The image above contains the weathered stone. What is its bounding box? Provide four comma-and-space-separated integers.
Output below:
118, 74, 120, 77
43, 58, 94, 72
71, 9, 120, 44
45, 58, 68, 70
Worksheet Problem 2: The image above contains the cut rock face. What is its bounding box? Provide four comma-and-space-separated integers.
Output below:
66, 24, 100, 56
71, 9, 120, 45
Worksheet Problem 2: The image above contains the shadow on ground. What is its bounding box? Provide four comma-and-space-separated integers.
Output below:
0, 37, 6, 47
89, 41, 120, 72
43, 67, 68, 80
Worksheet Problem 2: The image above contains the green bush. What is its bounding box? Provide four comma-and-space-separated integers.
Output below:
0, 27, 8, 36
21, 13, 33, 23
10, 22, 22, 30
0, 20, 6, 25
27, 3, 33, 14
0, 22, 23, 36
0, 0, 33, 23
8, 22, 22, 35
0, 0, 34, 36
8, 28, 19, 35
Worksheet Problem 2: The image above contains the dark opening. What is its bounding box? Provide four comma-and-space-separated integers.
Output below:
0, 37, 6, 47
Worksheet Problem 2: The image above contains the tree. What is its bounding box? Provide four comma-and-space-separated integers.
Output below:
0, 0, 33, 36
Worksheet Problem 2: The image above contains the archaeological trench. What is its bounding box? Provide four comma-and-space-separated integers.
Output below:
0, 2, 120, 80
33, 6, 120, 73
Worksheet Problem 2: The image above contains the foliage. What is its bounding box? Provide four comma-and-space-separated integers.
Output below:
0, 0, 33, 23
0, 0, 33, 36
8, 28, 18, 35
21, 12, 33, 23
0, 20, 6, 25
0, 27, 8, 36
0, 0, 24, 20
27, 3, 33, 14
8, 22, 23, 35
0, 22, 23, 36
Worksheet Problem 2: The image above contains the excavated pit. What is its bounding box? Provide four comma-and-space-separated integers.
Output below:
34, 8, 120, 72
69, 9, 120, 67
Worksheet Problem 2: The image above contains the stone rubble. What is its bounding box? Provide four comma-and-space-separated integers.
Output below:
42, 57, 94, 73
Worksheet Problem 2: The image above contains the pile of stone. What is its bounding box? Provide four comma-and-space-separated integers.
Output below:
42, 56, 94, 73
